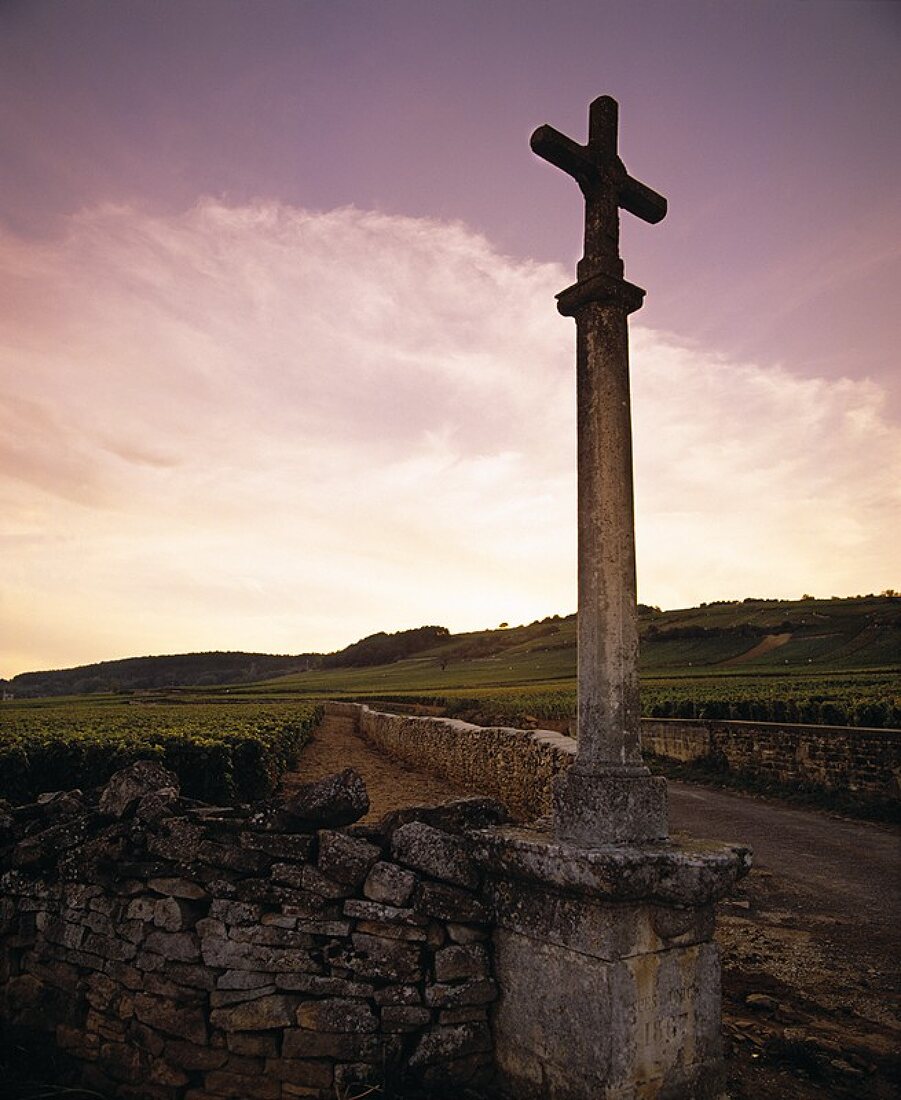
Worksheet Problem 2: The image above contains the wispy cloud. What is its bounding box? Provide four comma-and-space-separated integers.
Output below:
1, 201, 898, 675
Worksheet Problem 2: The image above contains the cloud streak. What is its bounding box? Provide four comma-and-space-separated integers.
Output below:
1, 201, 898, 675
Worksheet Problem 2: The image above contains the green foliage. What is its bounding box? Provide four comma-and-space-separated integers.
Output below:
0, 700, 322, 804
352, 669, 900, 730
321, 625, 450, 669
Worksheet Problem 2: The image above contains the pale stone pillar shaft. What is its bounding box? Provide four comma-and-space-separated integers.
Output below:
552, 272, 668, 844
574, 297, 642, 773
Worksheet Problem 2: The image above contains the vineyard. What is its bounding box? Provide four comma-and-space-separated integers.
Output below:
0, 700, 321, 804
352, 669, 901, 730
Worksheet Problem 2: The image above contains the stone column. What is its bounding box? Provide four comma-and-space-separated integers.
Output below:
553, 272, 667, 846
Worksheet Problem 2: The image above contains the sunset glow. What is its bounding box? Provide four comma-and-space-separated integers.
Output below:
2, 1, 899, 677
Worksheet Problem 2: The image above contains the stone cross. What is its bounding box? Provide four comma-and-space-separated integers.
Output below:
531, 95, 668, 845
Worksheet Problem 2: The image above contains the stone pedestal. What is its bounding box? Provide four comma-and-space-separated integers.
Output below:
472, 826, 751, 1100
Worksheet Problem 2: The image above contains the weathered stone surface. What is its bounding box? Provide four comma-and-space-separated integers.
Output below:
553, 769, 668, 845
210, 993, 296, 1031
144, 930, 200, 961
424, 978, 498, 1008
282, 1029, 381, 1061
210, 984, 277, 1007
226, 1030, 279, 1056
391, 821, 478, 889
343, 898, 427, 926
275, 973, 373, 998
473, 825, 751, 906
163, 1040, 228, 1070
296, 997, 377, 1033
135, 787, 180, 824
414, 880, 487, 923
434, 943, 488, 982
317, 829, 380, 885
200, 935, 320, 974
282, 768, 369, 828
371, 983, 421, 1005
133, 993, 206, 1044
99, 762, 180, 819
409, 1022, 492, 1068
264, 1058, 334, 1088
239, 831, 314, 861
147, 877, 208, 900
204, 1069, 281, 1098
327, 932, 422, 982
446, 921, 489, 944
363, 860, 417, 906
380, 1004, 433, 1031
378, 796, 509, 836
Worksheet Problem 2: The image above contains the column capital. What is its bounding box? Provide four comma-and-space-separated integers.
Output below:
556, 272, 646, 317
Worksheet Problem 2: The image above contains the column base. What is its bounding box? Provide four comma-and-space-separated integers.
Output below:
554, 768, 668, 845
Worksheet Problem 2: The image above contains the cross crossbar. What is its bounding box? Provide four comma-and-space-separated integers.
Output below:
530, 95, 666, 277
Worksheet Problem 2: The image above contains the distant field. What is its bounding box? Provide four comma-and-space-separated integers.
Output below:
0, 699, 321, 804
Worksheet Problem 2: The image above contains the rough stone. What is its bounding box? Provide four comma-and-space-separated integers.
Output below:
378, 796, 509, 836
282, 768, 369, 828
434, 943, 489, 982
133, 994, 207, 1045
99, 762, 180, 819
409, 1022, 492, 1068
296, 997, 378, 1033
414, 880, 487, 923
380, 1005, 433, 1031
391, 821, 479, 889
424, 978, 498, 1008
282, 1029, 381, 1061
209, 993, 296, 1031
317, 829, 380, 885
363, 860, 417, 907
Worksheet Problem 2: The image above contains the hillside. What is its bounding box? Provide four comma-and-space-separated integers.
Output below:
3, 595, 897, 701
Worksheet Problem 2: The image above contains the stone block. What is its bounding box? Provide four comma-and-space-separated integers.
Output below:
377, 796, 509, 837
239, 831, 315, 861
210, 992, 296, 1031
390, 821, 478, 889
336, 932, 422, 982
99, 761, 180, 819
343, 898, 427, 926
204, 1069, 281, 1098
553, 770, 668, 845
296, 997, 377, 1033
282, 768, 369, 829
282, 1029, 381, 1061
424, 978, 497, 1008
147, 877, 208, 900
317, 830, 380, 885
363, 860, 417, 907
264, 1058, 334, 1088
408, 1022, 492, 1068
434, 943, 488, 982
413, 881, 487, 923
380, 1004, 432, 1031
163, 1039, 228, 1071
226, 1031, 279, 1057
133, 993, 207, 1045
144, 930, 200, 961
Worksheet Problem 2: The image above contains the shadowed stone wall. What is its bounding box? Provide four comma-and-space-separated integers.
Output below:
0, 763, 503, 1099
641, 719, 900, 801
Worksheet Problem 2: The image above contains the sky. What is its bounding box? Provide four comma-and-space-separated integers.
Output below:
1, 0, 899, 677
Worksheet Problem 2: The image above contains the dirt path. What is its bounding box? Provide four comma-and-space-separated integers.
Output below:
284, 716, 900, 1098
719, 631, 792, 666
281, 710, 467, 823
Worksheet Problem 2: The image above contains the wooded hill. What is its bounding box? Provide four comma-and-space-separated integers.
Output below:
2, 596, 897, 699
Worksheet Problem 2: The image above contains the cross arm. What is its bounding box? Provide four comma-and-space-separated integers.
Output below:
530, 124, 598, 193
620, 175, 667, 224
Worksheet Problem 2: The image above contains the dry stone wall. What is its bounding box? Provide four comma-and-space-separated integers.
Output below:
641, 719, 901, 801
337, 703, 900, 813
0, 761, 506, 1099
335, 703, 575, 822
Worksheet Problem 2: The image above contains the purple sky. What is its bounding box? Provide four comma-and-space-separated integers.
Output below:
1, 1, 899, 674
